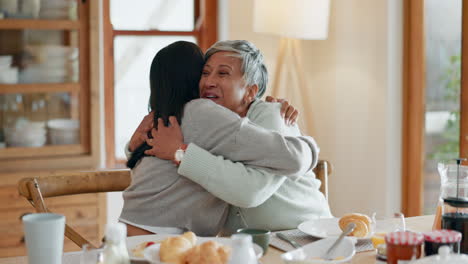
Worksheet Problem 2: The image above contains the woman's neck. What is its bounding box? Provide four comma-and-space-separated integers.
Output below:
237, 100, 255, 117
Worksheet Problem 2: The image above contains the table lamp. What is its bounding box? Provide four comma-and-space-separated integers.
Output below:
253, 0, 330, 133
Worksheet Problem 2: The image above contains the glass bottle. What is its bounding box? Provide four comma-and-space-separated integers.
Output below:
228, 234, 257, 264
102, 223, 130, 264
80, 244, 103, 264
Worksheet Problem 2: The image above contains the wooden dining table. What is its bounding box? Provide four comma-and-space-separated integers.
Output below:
0, 215, 434, 264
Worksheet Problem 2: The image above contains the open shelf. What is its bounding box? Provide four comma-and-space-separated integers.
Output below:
0, 144, 86, 159
0, 83, 81, 94
0, 19, 80, 30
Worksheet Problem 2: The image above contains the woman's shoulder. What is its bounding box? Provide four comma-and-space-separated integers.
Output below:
183, 99, 240, 124
248, 100, 282, 124
249, 100, 282, 115
184, 98, 217, 110
248, 100, 300, 135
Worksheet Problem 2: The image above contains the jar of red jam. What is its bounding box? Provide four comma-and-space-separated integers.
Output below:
423, 229, 461, 256
385, 231, 424, 264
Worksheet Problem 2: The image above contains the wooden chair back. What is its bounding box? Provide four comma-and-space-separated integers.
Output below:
17, 160, 331, 248
17, 169, 131, 249
313, 160, 332, 200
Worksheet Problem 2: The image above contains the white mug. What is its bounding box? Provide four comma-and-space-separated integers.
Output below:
22, 213, 66, 264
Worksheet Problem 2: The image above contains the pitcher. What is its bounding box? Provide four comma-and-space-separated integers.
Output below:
433, 159, 468, 253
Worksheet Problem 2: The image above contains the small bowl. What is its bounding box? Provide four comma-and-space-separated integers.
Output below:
47, 119, 79, 145
281, 236, 356, 264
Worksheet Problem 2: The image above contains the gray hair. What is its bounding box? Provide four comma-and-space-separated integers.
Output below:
205, 40, 268, 98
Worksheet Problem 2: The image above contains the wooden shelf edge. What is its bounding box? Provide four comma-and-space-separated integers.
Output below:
0, 83, 81, 94
0, 19, 80, 30
0, 144, 86, 159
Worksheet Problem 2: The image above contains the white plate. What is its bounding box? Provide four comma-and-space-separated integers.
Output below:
298, 218, 376, 241
298, 217, 404, 242
281, 236, 356, 264
127, 234, 263, 262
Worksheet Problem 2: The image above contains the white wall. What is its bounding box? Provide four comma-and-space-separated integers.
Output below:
225, 0, 402, 217
105, 0, 404, 224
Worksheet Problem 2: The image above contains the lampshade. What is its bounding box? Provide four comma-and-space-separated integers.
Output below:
253, 0, 330, 40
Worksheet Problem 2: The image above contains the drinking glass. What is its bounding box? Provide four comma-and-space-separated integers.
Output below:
80, 244, 103, 264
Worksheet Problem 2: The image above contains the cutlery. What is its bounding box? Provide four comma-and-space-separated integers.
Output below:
275, 233, 301, 249
322, 222, 355, 260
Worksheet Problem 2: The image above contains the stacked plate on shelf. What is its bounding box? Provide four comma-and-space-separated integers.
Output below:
4, 118, 47, 147
39, 0, 77, 20
0, 55, 18, 84
20, 45, 78, 83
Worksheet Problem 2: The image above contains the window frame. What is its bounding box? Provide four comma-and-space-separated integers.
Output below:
103, 0, 218, 167
402, 0, 468, 216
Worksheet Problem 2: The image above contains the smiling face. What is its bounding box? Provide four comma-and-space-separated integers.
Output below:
199, 51, 258, 117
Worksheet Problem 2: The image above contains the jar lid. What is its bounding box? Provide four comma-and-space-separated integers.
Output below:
443, 197, 468, 208
385, 231, 424, 246
424, 230, 462, 243
376, 244, 387, 257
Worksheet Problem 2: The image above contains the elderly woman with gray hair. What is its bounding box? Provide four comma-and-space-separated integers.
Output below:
121, 40, 331, 236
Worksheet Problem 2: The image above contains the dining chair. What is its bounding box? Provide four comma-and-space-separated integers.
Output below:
17, 169, 131, 249
16, 160, 331, 249
314, 160, 332, 200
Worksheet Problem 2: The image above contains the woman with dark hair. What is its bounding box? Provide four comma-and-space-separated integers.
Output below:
120, 40, 329, 236
126, 41, 203, 169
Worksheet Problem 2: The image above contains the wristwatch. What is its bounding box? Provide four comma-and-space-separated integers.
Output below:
173, 144, 188, 166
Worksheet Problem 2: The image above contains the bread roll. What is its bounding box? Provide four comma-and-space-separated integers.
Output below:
339, 213, 371, 237
182, 231, 197, 246
158, 232, 231, 264
183, 241, 231, 264
160, 232, 196, 264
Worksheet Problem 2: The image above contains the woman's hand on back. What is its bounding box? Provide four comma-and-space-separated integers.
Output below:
129, 112, 154, 152
265, 96, 299, 125
145, 116, 184, 160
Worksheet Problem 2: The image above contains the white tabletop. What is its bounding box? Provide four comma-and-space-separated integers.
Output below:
0, 251, 82, 264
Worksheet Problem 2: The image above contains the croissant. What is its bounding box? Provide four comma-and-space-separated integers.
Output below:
160, 232, 197, 264
182, 241, 231, 264
339, 213, 371, 237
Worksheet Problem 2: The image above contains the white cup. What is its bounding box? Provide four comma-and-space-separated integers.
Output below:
22, 213, 66, 264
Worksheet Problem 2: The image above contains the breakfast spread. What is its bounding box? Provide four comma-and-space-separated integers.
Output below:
338, 213, 372, 237
160, 232, 197, 264
135, 231, 231, 264
182, 240, 231, 264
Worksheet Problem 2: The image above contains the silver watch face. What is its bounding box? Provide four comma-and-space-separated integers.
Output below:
175, 149, 185, 161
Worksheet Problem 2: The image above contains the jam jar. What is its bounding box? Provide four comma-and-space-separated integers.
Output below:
385, 231, 424, 264
423, 229, 461, 256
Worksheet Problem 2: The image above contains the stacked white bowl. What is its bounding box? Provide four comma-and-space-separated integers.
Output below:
20, 45, 78, 83
47, 119, 79, 145
40, 0, 77, 19
0, 55, 19, 84
4, 118, 47, 147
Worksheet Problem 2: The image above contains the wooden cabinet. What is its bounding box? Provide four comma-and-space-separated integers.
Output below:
0, 0, 100, 170
0, 171, 106, 257
0, 0, 102, 257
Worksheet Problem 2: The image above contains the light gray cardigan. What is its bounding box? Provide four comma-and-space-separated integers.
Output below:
120, 99, 317, 236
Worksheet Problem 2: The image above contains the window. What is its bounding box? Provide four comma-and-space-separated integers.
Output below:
103, 0, 217, 167
403, 0, 468, 216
